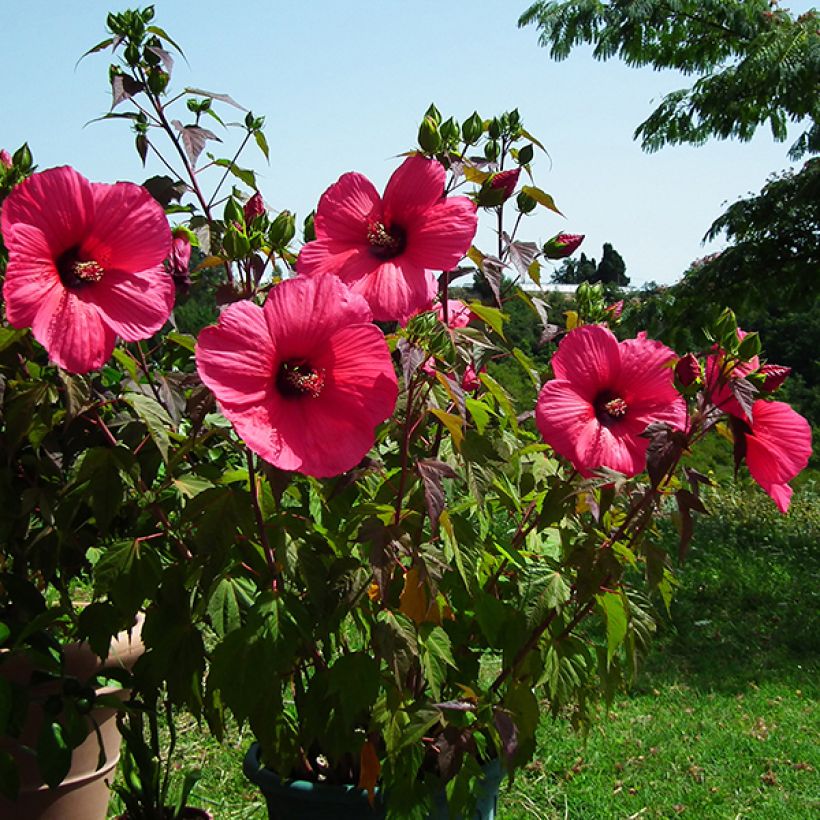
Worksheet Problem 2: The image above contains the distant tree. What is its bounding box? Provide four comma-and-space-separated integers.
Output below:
551, 243, 629, 287
519, 1, 820, 158
521, 0, 819, 319
551, 251, 597, 284
596, 242, 629, 286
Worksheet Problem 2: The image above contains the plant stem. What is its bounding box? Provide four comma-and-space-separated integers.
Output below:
246, 449, 279, 591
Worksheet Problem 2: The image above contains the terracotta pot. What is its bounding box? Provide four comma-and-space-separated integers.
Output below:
0, 615, 144, 820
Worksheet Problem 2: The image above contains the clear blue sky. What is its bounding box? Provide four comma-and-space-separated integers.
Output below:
2, 1, 814, 286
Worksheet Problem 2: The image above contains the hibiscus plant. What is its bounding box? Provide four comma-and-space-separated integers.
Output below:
0, 7, 812, 818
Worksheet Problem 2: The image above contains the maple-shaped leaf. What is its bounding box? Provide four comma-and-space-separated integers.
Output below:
170, 120, 221, 166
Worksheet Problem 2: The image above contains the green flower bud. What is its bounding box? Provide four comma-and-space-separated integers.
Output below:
424, 103, 442, 126
303, 211, 316, 243
440, 117, 460, 145
462, 112, 483, 145
418, 116, 442, 154
269, 210, 296, 249
516, 190, 537, 214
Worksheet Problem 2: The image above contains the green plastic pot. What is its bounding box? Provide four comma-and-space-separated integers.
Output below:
243, 743, 502, 820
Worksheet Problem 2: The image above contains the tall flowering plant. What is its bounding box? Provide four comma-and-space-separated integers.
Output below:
0, 7, 812, 818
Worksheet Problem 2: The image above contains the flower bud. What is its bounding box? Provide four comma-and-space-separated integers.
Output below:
0, 149, 11, 169
543, 232, 584, 260
269, 210, 296, 249
516, 190, 536, 214
244, 192, 265, 223
675, 352, 701, 387
605, 300, 624, 320
759, 364, 791, 393
461, 112, 483, 145
167, 230, 192, 292
461, 363, 483, 392
489, 168, 520, 201
418, 116, 442, 154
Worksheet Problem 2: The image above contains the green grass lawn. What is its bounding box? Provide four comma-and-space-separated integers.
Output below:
107, 485, 819, 818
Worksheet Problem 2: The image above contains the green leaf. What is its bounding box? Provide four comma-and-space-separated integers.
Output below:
92, 538, 163, 613
37, 721, 71, 788
467, 302, 507, 338
147, 26, 187, 58
207, 577, 244, 637
419, 624, 456, 700
479, 372, 518, 432
464, 397, 492, 434
124, 392, 173, 462
521, 185, 563, 216
429, 408, 464, 451
0, 327, 27, 352
165, 331, 196, 352
254, 130, 270, 161
520, 128, 547, 154
75, 447, 129, 533
211, 157, 257, 188
598, 590, 628, 665
76, 37, 115, 65
173, 474, 214, 499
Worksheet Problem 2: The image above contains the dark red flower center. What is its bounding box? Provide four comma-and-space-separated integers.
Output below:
57, 249, 105, 288
595, 393, 629, 423
366, 221, 406, 260
276, 360, 326, 399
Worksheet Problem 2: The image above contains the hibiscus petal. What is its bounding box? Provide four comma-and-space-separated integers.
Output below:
1, 166, 94, 257
82, 182, 171, 272
89, 265, 175, 341
2, 224, 63, 329
263, 275, 372, 360
551, 326, 621, 401
575, 421, 646, 477
226, 398, 300, 471
536, 380, 596, 468
296, 238, 377, 283
314, 172, 381, 244
196, 301, 275, 409
318, 325, 399, 425
382, 156, 446, 225
403, 196, 477, 270
34, 290, 116, 373
349, 259, 436, 324
618, 335, 687, 429
745, 400, 811, 512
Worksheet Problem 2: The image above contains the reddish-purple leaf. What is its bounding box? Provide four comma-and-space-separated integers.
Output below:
111, 74, 144, 108
171, 121, 221, 166
417, 459, 457, 532
729, 377, 757, 422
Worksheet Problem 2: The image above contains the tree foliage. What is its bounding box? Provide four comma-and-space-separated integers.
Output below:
551, 242, 629, 287
519, 0, 820, 158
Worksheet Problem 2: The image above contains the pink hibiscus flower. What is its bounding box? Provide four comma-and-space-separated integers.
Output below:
435, 299, 473, 329
535, 325, 687, 477
297, 156, 477, 324
1, 166, 173, 373
195, 275, 398, 477
703, 329, 760, 416
735, 400, 811, 513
